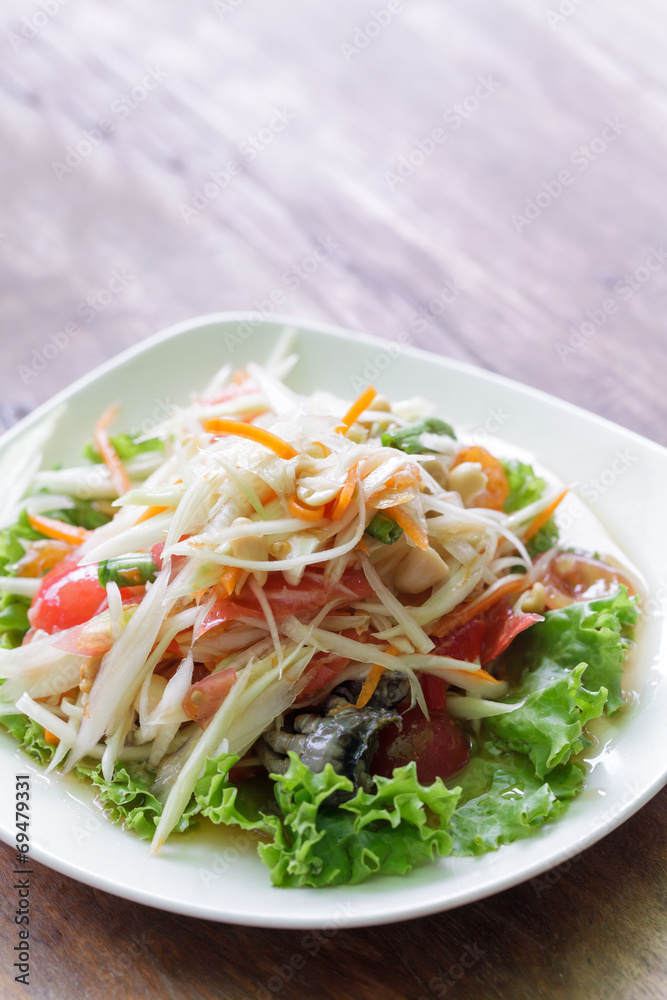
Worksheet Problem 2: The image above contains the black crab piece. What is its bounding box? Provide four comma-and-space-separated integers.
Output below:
255, 672, 410, 802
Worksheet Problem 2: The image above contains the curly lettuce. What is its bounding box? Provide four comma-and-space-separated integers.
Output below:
194, 753, 460, 887
0, 587, 639, 884
449, 588, 639, 854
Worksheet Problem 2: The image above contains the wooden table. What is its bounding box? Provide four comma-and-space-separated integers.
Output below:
1, 0, 665, 996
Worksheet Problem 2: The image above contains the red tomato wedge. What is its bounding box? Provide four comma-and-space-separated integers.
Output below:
479, 600, 543, 665
431, 601, 541, 667
28, 559, 132, 634
195, 601, 263, 638
196, 568, 374, 638
299, 653, 351, 700
182, 668, 237, 728
420, 674, 448, 713
372, 707, 471, 783
254, 568, 373, 618
434, 619, 487, 663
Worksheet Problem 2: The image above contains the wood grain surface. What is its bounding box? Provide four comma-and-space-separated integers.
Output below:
0, 0, 666, 998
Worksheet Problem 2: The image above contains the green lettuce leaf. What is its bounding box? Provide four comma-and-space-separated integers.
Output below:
502, 460, 546, 513
486, 661, 607, 778
75, 760, 199, 839
486, 587, 638, 776
527, 516, 559, 559
83, 432, 163, 464
448, 748, 584, 855
382, 418, 456, 454
194, 752, 460, 888
520, 587, 638, 714
0, 714, 58, 765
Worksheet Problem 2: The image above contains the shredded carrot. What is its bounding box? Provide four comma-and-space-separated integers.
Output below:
95, 405, 132, 497
336, 385, 377, 433
43, 729, 59, 745
523, 490, 568, 542
432, 576, 527, 638
202, 418, 297, 460
442, 667, 502, 685
135, 505, 169, 524
288, 496, 326, 522
28, 513, 89, 546
387, 505, 429, 551
312, 441, 332, 457
232, 369, 248, 385
355, 664, 385, 708
331, 461, 361, 521
219, 566, 242, 596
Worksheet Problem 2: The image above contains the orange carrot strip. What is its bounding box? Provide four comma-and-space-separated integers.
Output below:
27, 513, 89, 546
219, 566, 242, 596
202, 418, 297, 460
135, 505, 169, 524
43, 729, 59, 745
336, 385, 377, 433
523, 490, 568, 542
95, 405, 132, 497
331, 462, 361, 521
442, 667, 503, 685
387, 505, 429, 551
288, 496, 326, 522
355, 664, 386, 709
432, 576, 527, 638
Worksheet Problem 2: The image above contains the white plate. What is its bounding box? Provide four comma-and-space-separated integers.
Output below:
1, 313, 665, 929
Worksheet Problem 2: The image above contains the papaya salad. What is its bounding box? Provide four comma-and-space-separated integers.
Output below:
0, 343, 640, 887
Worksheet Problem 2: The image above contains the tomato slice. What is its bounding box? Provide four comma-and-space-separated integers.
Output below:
372, 707, 471, 783
420, 674, 447, 713
182, 668, 237, 728
300, 653, 351, 699
479, 600, 542, 665
431, 603, 541, 667
434, 619, 486, 662
197, 568, 374, 638
28, 558, 140, 634
29, 560, 107, 634
253, 568, 373, 618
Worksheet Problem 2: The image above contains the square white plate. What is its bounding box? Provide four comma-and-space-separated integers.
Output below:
0, 312, 665, 928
